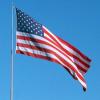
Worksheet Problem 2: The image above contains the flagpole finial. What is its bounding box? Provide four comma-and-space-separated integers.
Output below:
12, 2, 15, 9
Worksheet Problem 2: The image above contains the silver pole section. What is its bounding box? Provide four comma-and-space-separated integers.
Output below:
10, 4, 14, 100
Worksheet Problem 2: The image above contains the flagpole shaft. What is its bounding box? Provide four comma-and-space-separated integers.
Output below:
10, 4, 14, 100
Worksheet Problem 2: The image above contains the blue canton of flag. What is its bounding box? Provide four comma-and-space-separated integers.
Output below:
16, 8, 44, 37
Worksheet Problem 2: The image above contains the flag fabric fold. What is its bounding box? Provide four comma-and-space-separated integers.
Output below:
16, 8, 91, 91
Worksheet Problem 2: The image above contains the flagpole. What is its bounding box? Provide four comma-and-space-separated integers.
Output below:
10, 3, 14, 100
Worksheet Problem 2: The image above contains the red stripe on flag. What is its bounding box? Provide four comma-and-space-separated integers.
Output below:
43, 26, 91, 62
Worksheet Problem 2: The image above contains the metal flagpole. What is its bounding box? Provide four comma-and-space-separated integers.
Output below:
10, 3, 14, 100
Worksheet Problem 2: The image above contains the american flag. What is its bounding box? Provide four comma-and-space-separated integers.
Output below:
16, 8, 91, 91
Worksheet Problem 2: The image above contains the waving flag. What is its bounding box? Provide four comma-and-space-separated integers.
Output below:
16, 8, 91, 91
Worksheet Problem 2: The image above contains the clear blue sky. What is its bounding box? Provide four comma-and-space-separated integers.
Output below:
0, 0, 100, 100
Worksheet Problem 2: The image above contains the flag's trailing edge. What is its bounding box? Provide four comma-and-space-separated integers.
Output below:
16, 8, 91, 91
